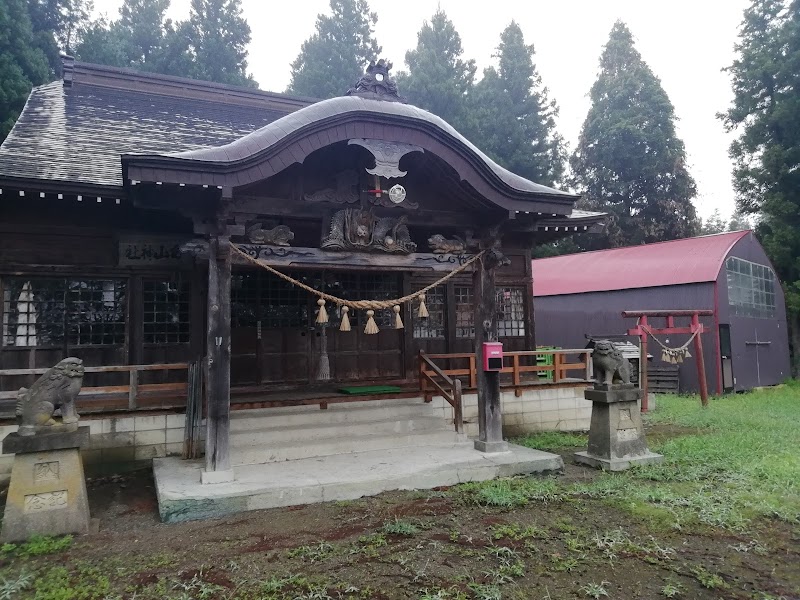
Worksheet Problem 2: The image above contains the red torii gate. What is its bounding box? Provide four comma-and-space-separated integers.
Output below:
623, 310, 712, 411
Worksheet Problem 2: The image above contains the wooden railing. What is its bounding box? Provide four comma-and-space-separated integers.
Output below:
0, 363, 190, 417
418, 352, 464, 433
418, 349, 592, 401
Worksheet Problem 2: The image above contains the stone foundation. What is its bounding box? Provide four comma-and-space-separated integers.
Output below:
0, 384, 596, 482
429, 383, 593, 437
0, 413, 187, 483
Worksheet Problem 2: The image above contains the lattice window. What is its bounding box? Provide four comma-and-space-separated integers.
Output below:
454, 285, 526, 338
496, 287, 526, 337
331, 272, 400, 328
455, 286, 474, 338
413, 285, 445, 339
261, 270, 309, 328
231, 272, 260, 328
2, 277, 126, 347
232, 271, 311, 329
726, 257, 777, 318
143, 279, 191, 344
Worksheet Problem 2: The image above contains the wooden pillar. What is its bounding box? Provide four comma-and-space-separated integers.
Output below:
473, 252, 508, 453
203, 235, 233, 483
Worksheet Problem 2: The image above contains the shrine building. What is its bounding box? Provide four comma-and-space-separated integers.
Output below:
0, 57, 604, 518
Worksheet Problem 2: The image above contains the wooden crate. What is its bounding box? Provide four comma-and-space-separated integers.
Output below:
647, 364, 680, 394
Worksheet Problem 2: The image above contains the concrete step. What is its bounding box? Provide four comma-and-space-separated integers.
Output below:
231, 429, 467, 466
229, 399, 433, 431
155, 443, 566, 522
230, 416, 449, 446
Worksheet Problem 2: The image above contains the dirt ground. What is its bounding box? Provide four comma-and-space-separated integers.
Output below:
2, 424, 799, 600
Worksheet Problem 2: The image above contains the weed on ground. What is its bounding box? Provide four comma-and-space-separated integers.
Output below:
0, 384, 798, 598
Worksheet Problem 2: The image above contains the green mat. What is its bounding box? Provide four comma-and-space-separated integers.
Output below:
337, 385, 402, 395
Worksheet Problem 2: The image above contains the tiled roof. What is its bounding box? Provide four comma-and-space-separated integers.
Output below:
0, 62, 311, 190
142, 95, 577, 200
532, 231, 752, 296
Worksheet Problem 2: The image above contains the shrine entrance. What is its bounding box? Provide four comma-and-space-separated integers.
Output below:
229, 268, 404, 386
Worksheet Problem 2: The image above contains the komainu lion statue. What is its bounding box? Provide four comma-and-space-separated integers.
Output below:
591, 340, 631, 386
16, 357, 84, 436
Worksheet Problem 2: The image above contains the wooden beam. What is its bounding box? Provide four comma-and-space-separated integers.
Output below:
472, 249, 507, 452
204, 234, 233, 481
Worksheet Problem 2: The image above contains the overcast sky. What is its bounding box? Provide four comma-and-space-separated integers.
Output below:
94, 0, 751, 221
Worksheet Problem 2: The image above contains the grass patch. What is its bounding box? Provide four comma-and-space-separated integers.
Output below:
457, 477, 564, 508
1, 534, 73, 558
571, 383, 800, 530
513, 431, 588, 451
382, 518, 420, 536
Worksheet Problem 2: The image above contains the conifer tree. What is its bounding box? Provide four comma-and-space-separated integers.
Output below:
76, 0, 254, 87
0, 0, 51, 141
722, 0, 800, 375
466, 21, 566, 186
77, 0, 175, 70
700, 209, 727, 235
185, 0, 256, 87
397, 9, 475, 127
288, 0, 381, 98
571, 21, 698, 249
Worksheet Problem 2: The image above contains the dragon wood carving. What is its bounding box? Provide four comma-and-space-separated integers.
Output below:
321, 209, 416, 254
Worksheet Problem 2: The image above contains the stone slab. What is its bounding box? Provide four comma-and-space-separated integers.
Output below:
1, 447, 90, 542
201, 469, 235, 485
473, 440, 509, 453
154, 442, 564, 523
3, 427, 90, 455
573, 451, 664, 472
584, 387, 642, 404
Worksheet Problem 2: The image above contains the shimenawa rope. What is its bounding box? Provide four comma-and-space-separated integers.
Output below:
230, 243, 485, 311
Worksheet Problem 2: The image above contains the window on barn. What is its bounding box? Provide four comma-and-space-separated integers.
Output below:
725, 257, 777, 318
2, 277, 127, 347
413, 285, 445, 339
143, 278, 191, 344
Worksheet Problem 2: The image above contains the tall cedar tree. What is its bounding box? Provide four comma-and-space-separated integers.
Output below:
722, 0, 800, 375
77, 0, 176, 70
185, 0, 255, 87
571, 21, 698, 249
398, 9, 476, 127
28, 0, 93, 56
466, 21, 566, 186
28, 0, 92, 72
0, 0, 51, 141
288, 0, 381, 98
700, 208, 728, 235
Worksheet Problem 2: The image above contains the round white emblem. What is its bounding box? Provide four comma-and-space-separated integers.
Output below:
388, 184, 406, 204
375, 73, 385, 81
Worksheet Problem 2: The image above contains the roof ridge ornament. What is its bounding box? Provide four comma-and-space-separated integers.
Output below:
346, 59, 406, 103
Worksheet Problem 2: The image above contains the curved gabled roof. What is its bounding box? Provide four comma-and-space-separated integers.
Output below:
123, 95, 578, 211
532, 231, 751, 296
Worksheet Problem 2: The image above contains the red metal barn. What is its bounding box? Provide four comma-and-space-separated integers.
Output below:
532, 231, 792, 393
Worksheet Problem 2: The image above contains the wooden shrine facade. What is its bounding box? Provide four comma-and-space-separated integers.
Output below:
0, 58, 604, 476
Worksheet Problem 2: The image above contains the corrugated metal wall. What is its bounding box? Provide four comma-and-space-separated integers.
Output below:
716, 234, 791, 391
534, 283, 717, 393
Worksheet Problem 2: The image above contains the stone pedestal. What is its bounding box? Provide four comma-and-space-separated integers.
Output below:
574, 385, 663, 471
1, 427, 90, 542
